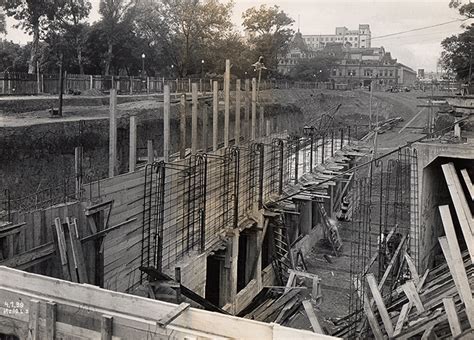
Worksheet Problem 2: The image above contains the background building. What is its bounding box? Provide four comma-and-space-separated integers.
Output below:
278, 26, 416, 87
302, 24, 371, 50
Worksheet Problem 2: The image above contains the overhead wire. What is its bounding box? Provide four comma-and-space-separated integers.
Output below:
371, 18, 468, 41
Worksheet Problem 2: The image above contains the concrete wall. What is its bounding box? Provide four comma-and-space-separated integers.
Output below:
413, 142, 474, 270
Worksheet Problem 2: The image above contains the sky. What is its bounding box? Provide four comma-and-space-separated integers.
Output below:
3, 0, 471, 72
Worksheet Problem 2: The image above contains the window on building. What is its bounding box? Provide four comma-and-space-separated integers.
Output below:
384, 70, 388, 77
332, 69, 337, 76
389, 70, 393, 77
331, 37, 334, 41
349, 37, 353, 41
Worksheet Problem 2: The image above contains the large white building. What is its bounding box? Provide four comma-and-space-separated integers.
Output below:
302, 24, 371, 50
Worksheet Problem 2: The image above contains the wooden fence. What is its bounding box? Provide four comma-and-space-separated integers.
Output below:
0, 71, 333, 96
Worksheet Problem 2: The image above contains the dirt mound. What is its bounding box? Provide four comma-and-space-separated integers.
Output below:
81, 88, 104, 96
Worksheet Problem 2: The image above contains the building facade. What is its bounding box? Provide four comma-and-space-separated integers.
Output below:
278, 29, 416, 87
302, 24, 371, 50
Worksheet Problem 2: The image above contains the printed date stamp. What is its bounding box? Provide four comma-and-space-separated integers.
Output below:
2, 301, 29, 315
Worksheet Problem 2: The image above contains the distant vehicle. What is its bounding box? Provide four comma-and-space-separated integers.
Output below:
403, 87, 411, 92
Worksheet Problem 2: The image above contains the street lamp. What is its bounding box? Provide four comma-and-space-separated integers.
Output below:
201, 59, 205, 78
141, 53, 146, 77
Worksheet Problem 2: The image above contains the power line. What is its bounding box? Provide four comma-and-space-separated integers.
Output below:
371, 19, 468, 40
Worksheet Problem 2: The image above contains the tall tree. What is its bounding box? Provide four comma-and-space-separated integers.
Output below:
134, 0, 234, 77
449, 0, 474, 18
99, 0, 134, 75
3, 0, 90, 74
440, 24, 474, 81
242, 5, 294, 72
0, 9, 6, 34
291, 55, 339, 82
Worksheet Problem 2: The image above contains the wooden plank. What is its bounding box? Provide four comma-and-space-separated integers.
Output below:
192, 83, 198, 154
363, 291, 384, 340
302, 300, 323, 334
438, 233, 474, 328
235, 79, 241, 146
0, 242, 55, 270
251, 77, 256, 140
420, 324, 436, 340
401, 280, 425, 313
101, 315, 113, 340
54, 218, 70, 280
284, 271, 296, 293
441, 163, 474, 262
68, 217, 89, 283
256, 289, 300, 321
28, 299, 40, 340
147, 140, 153, 163
157, 302, 190, 328
109, 88, 117, 177
163, 85, 170, 162
129, 115, 137, 172
363, 224, 397, 275
212, 81, 218, 151
366, 273, 393, 336
45, 301, 56, 340
417, 269, 430, 293
63, 221, 79, 283
442, 297, 462, 337
393, 302, 412, 336
353, 278, 383, 340
224, 59, 230, 147
180, 94, 186, 158
404, 252, 420, 286
378, 234, 407, 289
460, 169, 474, 201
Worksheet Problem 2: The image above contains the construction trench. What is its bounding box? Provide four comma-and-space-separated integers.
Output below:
0, 70, 473, 339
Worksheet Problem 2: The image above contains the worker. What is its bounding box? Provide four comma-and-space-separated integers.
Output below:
336, 196, 349, 221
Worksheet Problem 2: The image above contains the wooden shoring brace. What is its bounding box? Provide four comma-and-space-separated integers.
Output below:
353, 278, 384, 340
442, 297, 462, 337
441, 163, 474, 263
28, 299, 40, 340
363, 224, 397, 276
54, 217, 71, 281
393, 301, 413, 337
438, 236, 474, 326
101, 315, 113, 340
460, 169, 474, 201
157, 302, 190, 328
302, 300, 324, 334
66, 217, 89, 283
403, 252, 420, 287
401, 280, 425, 313
366, 273, 394, 337
439, 204, 474, 328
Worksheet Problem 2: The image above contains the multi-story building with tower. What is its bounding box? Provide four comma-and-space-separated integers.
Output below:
302, 24, 371, 50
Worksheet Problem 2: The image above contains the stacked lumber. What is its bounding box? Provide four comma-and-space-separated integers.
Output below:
359, 162, 474, 339
238, 287, 308, 324
240, 269, 324, 331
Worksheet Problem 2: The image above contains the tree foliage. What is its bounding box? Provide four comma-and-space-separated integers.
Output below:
133, 0, 234, 77
3, 0, 90, 73
290, 55, 338, 81
0, 10, 6, 34
449, 0, 474, 18
242, 5, 294, 72
440, 24, 473, 81
99, 0, 134, 75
